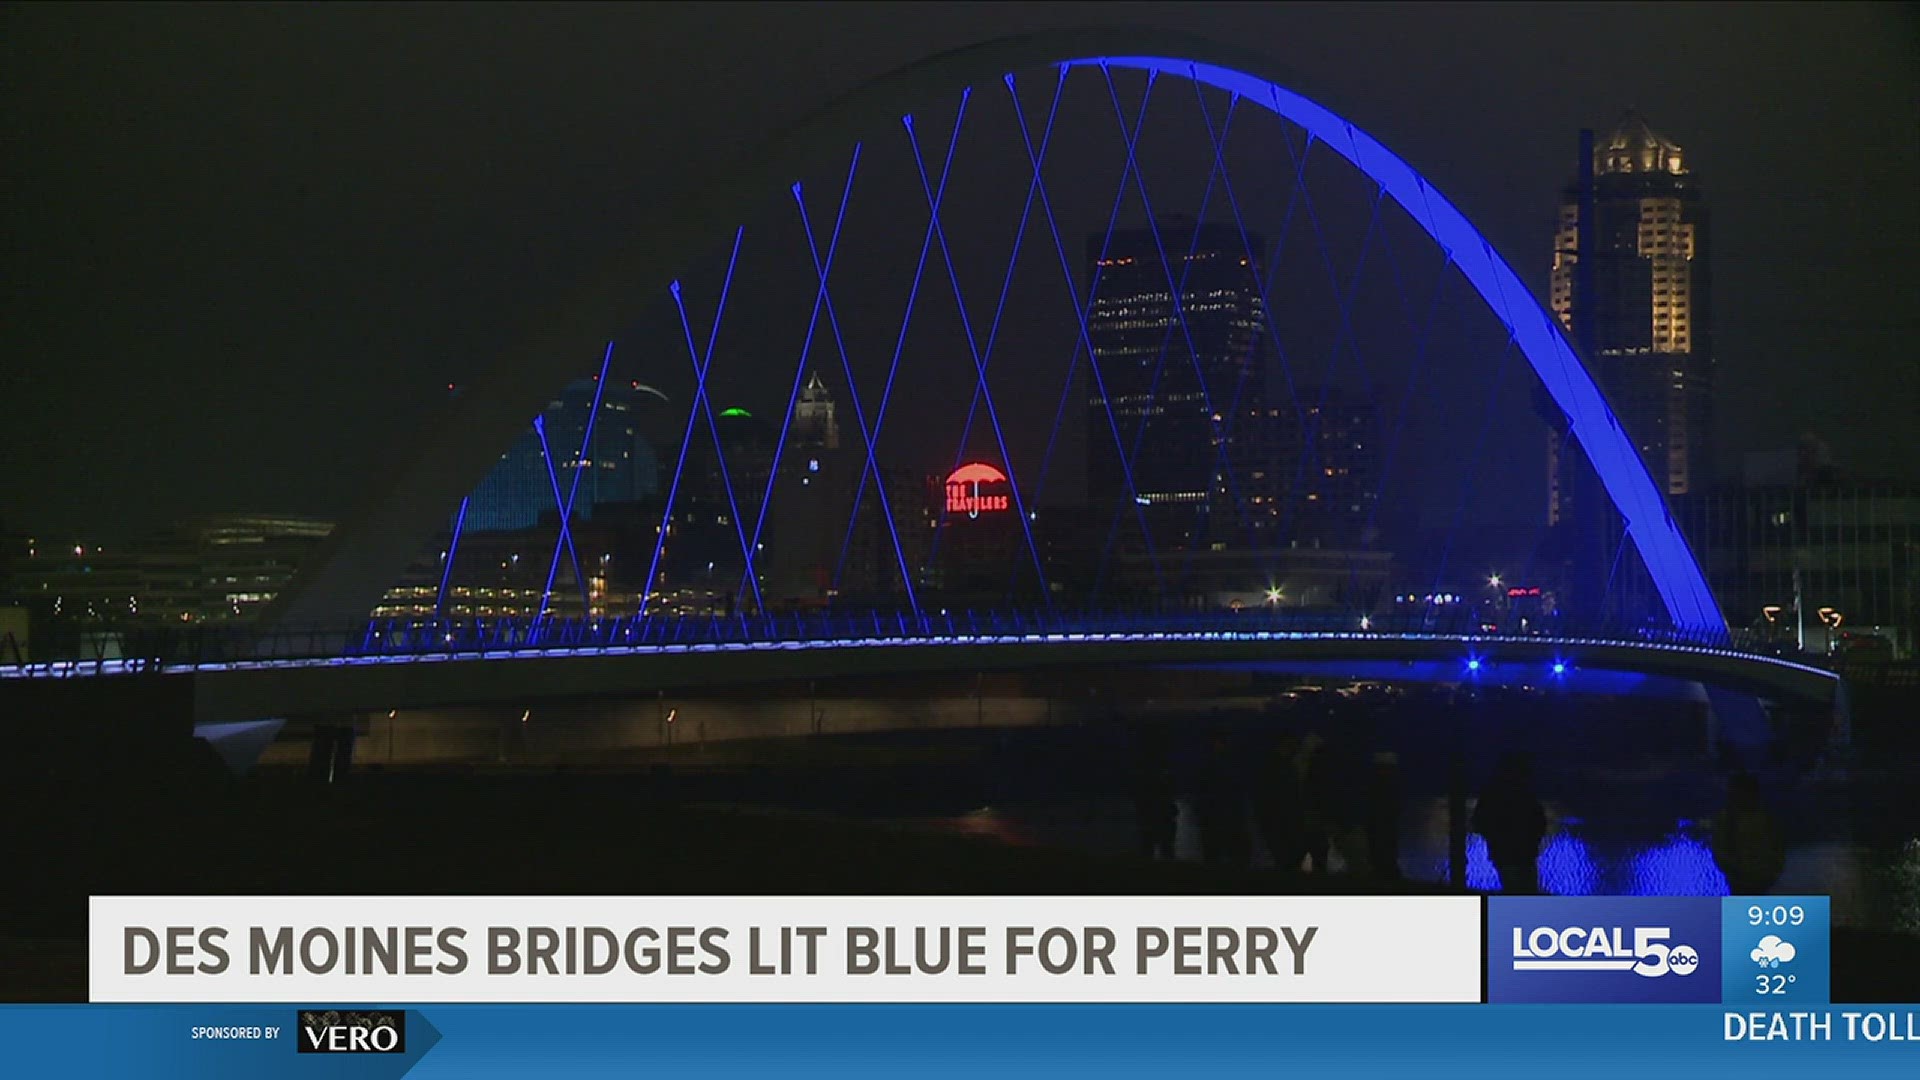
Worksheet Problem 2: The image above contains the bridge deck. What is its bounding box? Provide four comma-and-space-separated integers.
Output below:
2, 627, 1841, 726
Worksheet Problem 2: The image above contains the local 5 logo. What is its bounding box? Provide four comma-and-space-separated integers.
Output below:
1510, 925, 1702, 977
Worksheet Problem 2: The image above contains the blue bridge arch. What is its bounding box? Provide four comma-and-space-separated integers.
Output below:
265, 30, 1725, 638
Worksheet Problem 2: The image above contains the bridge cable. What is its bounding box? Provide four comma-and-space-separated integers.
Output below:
435, 496, 471, 617
820, 101, 974, 617
1261, 86, 1400, 584
638, 228, 745, 618
738, 144, 864, 617
669, 232, 764, 620
1016, 66, 1165, 597
925, 70, 1067, 576
1184, 82, 1289, 555
905, 94, 1053, 608
1089, 68, 1246, 596
539, 341, 617, 620
531, 415, 593, 625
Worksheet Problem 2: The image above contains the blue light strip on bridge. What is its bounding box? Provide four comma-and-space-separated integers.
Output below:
1, 629, 1837, 684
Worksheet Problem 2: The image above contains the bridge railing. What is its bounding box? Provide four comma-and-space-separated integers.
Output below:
0, 605, 1787, 678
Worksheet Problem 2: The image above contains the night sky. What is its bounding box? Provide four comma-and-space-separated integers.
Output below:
4, 2, 1916, 540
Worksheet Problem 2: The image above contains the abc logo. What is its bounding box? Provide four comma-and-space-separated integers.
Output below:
1669, 945, 1700, 975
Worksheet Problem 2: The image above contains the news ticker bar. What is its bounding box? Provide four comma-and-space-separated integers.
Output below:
90, 894, 1831, 1006
9, 1004, 1920, 1080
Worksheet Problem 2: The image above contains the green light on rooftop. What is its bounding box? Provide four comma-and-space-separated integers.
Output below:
719, 407, 752, 418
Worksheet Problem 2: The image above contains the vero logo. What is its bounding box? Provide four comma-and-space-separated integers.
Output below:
296, 1009, 406, 1054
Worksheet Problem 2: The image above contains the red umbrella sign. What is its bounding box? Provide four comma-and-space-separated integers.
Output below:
945, 462, 1010, 518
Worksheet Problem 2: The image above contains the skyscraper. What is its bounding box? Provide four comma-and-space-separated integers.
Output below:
792, 370, 840, 450
1233, 387, 1381, 550
764, 373, 865, 608
1085, 221, 1268, 551
1546, 111, 1714, 526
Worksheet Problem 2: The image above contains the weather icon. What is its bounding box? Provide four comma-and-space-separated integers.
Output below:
1751, 935, 1797, 969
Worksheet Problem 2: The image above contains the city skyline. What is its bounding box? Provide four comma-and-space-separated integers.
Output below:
0, 10, 1913, 646
3, 5, 1914, 541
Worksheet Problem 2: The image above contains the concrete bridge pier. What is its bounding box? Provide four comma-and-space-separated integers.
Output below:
1705, 686, 1769, 771
1705, 682, 1851, 801
305, 716, 360, 782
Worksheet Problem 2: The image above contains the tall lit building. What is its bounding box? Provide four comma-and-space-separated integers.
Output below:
791, 370, 840, 450
1085, 221, 1269, 550
761, 374, 884, 608
1546, 111, 1714, 525
1232, 387, 1381, 550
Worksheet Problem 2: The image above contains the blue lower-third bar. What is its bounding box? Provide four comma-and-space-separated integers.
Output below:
3, 1003, 1919, 1079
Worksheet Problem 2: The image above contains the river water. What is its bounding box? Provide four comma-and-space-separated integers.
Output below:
796, 684, 1920, 936
893, 795, 1920, 931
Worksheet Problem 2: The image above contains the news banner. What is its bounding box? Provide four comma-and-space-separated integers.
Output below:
1, 894, 1913, 1076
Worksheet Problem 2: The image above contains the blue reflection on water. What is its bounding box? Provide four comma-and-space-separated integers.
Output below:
1450, 831, 1605, 895
910, 782, 1916, 932
1464, 835, 1497, 892
1537, 831, 1602, 896
1471, 826, 1727, 896
1417, 820, 1723, 896
1622, 830, 1730, 896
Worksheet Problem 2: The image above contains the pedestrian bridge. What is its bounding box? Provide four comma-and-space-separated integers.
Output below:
1, 614, 1843, 728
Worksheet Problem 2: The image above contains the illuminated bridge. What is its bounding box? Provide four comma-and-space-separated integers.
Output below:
2, 611, 1841, 725
5, 30, 1844, 763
